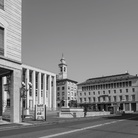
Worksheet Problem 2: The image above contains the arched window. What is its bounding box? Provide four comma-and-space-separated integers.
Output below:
64, 67, 66, 72
60, 67, 62, 72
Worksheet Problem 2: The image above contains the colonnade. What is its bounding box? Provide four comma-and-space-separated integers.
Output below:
22, 65, 57, 115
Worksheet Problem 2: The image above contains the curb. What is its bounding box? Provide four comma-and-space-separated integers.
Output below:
0, 115, 115, 131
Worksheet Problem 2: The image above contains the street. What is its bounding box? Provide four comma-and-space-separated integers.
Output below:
0, 113, 138, 138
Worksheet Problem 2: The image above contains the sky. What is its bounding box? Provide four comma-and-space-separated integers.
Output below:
22, 0, 138, 83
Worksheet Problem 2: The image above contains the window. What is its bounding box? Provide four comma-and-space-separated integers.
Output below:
126, 89, 128, 93
84, 98, 86, 102
120, 96, 122, 101
80, 98, 82, 103
93, 92, 95, 95
108, 90, 110, 94
103, 97, 105, 102
114, 96, 116, 102
93, 97, 96, 102
126, 95, 129, 101
0, 27, 4, 56
132, 95, 135, 101
60, 67, 62, 72
132, 88, 135, 92
62, 87, 64, 90
57, 92, 60, 96
120, 89, 122, 93
114, 90, 116, 93
98, 97, 100, 102
114, 83, 116, 88
84, 92, 86, 96
0, 0, 4, 10
80, 93, 82, 96
126, 82, 128, 87
103, 91, 105, 94
88, 97, 91, 103
89, 92, 91, 95
57, 87, 60, 91
98, 91, 100, 95
129, 81, 132, 86
108, 96, 111, 102
62, 92, 64, 95
68, 97, 70, 100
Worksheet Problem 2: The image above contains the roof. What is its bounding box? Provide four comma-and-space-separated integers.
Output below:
57, 78, 78, 84
78, 73, 138, 85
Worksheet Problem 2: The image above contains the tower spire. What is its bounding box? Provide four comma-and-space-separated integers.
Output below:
58, 54, 67, 79
60, 53, 66, 64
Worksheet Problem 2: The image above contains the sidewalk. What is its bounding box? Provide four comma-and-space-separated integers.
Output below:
0, 111, 117, 131
0, 111, 102, 131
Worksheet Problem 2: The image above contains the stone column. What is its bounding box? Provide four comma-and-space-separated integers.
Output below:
2, 77, 7, 112
25, 69, 29, 115
0, 77, 2, 120
43, 74, 46, 106
129, 103, 132, 111
123, 103, 125, 111
32, 70, 36, 109
38, 72, 41, 104
53, 76, 56, 110
48, 75, 52, 110
10, 70, 21, 123
136, 103, 138, 111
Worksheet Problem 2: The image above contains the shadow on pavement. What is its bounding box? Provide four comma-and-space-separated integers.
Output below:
103, 113, 138, 121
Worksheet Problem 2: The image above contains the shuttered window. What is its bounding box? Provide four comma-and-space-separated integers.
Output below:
0, 27, 4, 56
0, 0, 4, 10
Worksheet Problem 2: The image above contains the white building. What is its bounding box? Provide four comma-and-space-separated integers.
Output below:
0, 0, 57, 123
0, 0, 22, 123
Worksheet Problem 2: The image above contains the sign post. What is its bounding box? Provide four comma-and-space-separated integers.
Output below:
35, 104, 46, 121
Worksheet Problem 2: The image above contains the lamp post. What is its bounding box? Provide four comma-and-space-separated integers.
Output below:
20, 80, 32, 122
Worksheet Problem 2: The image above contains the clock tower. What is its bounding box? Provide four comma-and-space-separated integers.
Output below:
58, 54, 67, 80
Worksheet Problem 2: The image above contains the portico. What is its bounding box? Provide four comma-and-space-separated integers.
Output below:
21, 64, 57, 116
0, 58, 22, 123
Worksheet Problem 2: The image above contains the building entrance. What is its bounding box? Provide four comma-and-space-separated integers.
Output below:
0, 66, 21, 123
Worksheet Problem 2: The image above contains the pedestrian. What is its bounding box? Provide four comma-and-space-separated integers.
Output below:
84, 106, 87, 117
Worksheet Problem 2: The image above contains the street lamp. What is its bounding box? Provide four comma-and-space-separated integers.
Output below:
20, 80, 32, 122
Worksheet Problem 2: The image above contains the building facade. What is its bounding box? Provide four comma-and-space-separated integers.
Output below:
0, 0, 57, 123
0, 0, 22, 123
56, 55, 77, 108
77, 73, 138, 112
